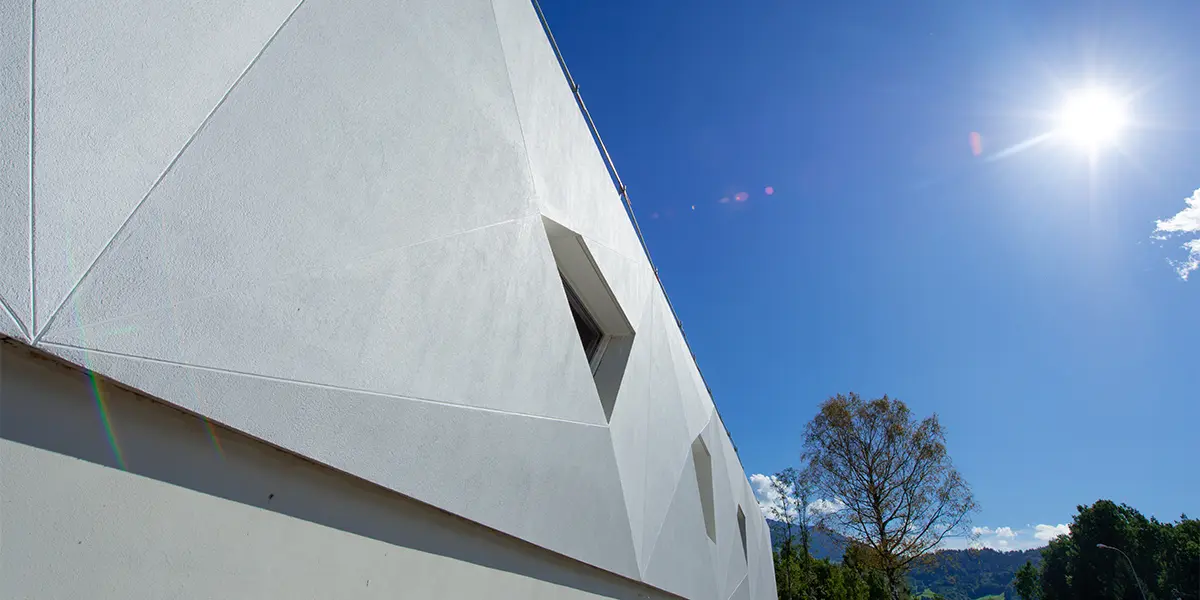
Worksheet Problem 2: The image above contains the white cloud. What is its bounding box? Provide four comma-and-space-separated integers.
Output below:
808, 498, 846, 515
749, 473, 844, 521
1153, 189, 1200, 280
1034, 523, 1071, 542
1156, 189, 1200, 233
974, 526, 1017, 539
1176, 239, 1200, 281
946, 524, 1067, 551
750, 473, 789, 519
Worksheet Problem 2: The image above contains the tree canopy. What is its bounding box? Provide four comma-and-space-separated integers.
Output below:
1038, 500, 1199, 600
803, 393, 977, 598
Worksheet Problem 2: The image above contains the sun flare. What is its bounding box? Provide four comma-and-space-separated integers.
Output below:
1057, 87, 1127, 148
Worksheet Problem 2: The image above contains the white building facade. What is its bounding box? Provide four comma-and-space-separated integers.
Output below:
0, 1, 777, 598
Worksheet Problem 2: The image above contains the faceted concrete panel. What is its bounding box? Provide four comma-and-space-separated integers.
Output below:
606, 294, 657, 568
491, 0, 645, 262
747, 496, 776, 600
709, 417, 749, 600
1, 345, 677, 600
45, 219, 605, 425
0, 0, 30, 338
0, 311, 20, 340
663, 309, 714, 441
650, 287, 716, 443
583, 238, 655, 336
33, 342, 641, 581
643, 451, 720, 600
11, 0, 778, 595
31, 0, 303, 329
729, 577, 750, 600
639, 314, 696, 567
35, 0, 533, 335
717, 417, 756, 529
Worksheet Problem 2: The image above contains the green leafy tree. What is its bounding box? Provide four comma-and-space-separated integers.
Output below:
804, 393, 977, 600
1015, 560, 1040, 600
1040, 500, 1200, 600
769, 467, 822, 600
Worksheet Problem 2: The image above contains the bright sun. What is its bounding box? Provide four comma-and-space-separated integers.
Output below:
1058, 87, 1127, 148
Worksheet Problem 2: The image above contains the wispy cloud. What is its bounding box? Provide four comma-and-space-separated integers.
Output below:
1153, 189, 1200, 280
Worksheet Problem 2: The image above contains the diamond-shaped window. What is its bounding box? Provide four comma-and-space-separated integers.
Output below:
543, 217, 634, 422
692, 436, 717, 544
738, 505, 748, 560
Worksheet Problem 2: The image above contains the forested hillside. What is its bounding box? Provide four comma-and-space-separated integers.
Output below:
767, 521, 1042, 599
907, 548, 1042, 600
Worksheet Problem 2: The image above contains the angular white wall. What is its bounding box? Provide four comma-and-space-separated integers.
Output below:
0, 1, 776, 598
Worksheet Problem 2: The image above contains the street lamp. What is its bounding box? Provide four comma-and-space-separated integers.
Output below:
1097, 543, 1149, 600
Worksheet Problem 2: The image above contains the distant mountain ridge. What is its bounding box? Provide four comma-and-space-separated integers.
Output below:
766, 519, 848, 561
767, 520, 1044, 599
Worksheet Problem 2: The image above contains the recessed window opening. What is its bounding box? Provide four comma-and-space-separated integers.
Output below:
692, 436, 717, 544
737, 505, 748, 561
562, 276, 607, 371
543, 217, 635, 423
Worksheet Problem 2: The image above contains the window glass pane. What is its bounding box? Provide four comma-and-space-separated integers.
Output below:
563, 278, 603, 360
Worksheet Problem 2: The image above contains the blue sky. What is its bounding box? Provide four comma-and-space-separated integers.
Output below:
542, 1, 1200, 550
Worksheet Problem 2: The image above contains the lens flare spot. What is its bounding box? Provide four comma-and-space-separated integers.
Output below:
969, 132, 983, 156
734, 192, 749, 202
764, 186, 775, 195
719, 196, 730, 204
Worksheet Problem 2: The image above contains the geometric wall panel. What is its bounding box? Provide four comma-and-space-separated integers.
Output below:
0, 0, 31, 340
491, 0, 646, 262
605, 294, 657, 568
33, 341, 642, 582
584, 239, 656, 341
639, 305, 699, 569
643, 449, 721, 600
3, 0, 776, 597
44, 218, 606, 425
730, 577, 751, 600
36, 0, 533, 338
711, 418, 750, 600
31, 0, 303, 331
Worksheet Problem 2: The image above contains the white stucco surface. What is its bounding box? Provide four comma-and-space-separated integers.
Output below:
31, 0, 304, 331
0, 0, 30, 339
0, 0, 776, 598
0, 345, 674, 600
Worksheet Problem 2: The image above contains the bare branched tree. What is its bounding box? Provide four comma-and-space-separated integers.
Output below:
769, 469, 800, 598
804, 393, 977, 600
769, 467, 821, 600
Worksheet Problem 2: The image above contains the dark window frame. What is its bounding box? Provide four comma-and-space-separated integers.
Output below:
562, 275, 608, 371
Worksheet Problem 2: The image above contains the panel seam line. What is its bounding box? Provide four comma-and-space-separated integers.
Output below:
31, 0, 311, 344
27, 0, 36, 337
0, 295, 26, 340
38, 341, 608, 428
726, 574, 748, 600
